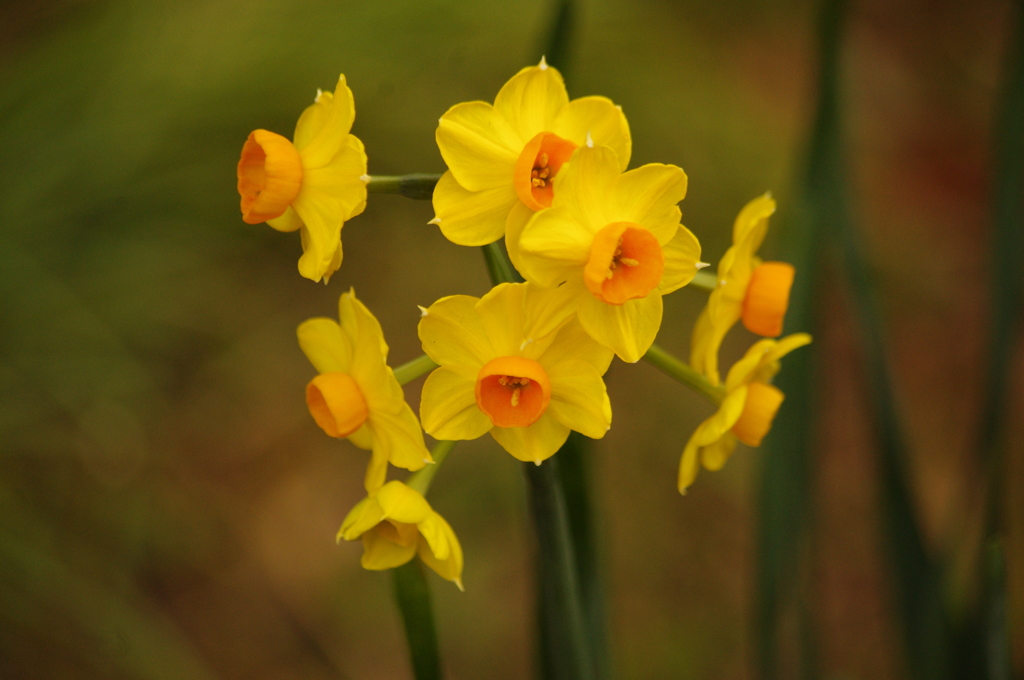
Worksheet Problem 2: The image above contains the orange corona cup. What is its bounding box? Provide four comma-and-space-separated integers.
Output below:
237, 130, 304, 224
730, 382, 785, 447
306, 373, 369, 438
475, 356, 552, 428
741, 262, 795, 337
583, 222, 665, 305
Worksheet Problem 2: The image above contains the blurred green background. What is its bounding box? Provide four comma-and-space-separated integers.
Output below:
1, 0, 1021, 678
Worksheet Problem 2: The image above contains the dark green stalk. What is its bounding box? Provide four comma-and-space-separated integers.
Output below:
964, 3, 1024, 677
788, 0, 948, 677
366, 174, 441, 200
755, 0, 847, 676
525, 457, 595, 680
392, 560, 443, 680
480, 239, 595, 680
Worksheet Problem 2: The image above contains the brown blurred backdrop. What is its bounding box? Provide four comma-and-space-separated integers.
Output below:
0, 0, 1021, 678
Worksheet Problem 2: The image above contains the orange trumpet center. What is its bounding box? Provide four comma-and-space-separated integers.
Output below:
731, 382, 785, 447
475, 356, 552, 428
583, 222, 665, 305
741, 262, 795, 337
513, 131, 578, 211
306, 373, 369, 438
237, 129, 304, 224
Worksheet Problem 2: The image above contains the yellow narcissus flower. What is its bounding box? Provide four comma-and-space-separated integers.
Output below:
418, 283, 613, 465
298, 290, 432, 492
432, 57, 631, 252
237, 74, 368, 283
690, 195, 796, 385
678, 333, 811, 493
339, 481, 463, 588
514, 145, 702, 363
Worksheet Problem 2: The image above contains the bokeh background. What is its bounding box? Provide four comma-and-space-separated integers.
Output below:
1, 0, 1021, 678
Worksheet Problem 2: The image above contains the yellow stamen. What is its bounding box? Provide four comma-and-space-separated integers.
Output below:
511, 387, 521, 407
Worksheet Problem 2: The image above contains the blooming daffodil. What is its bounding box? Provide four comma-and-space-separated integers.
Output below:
514, 144, 702, 363
678, 333, 811, 493
299, 290, 432, 492
237, 74, 368, 283
432, 58, 631, 252
418, 282, 613, 464
690, 194, 796, 385
339, 480, 463, 588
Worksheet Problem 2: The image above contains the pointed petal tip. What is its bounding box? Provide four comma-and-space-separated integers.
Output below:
539, 55, 548, 70
360, 174, 371, 183
428, 217, 441, 225
418, 305, 429, 317
585, 131, 594, 148
455, 578, 465, 592
696, 261, 710, 270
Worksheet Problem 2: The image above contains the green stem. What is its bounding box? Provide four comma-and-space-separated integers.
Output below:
481, 240, 523, 284
366, 174, 441, 200
394, 354, 439, 386
642, 343, 725, 405
525, 457, 595, 680
405, 440, 456, 496
688, 269, 718, 292
479, 241, 594, 679
392, 559, 443, 680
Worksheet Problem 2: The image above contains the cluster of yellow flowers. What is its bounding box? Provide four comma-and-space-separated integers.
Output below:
236, 60, 810, 589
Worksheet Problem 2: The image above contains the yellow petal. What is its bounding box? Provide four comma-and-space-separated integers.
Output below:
536, 315, 613, 375
517, 206, 593, 287
267, 205, 304, 233
658, 225, 702, 295
701, 434, 737, 471
416, 518, 464, 586
363, 446, 388, 493
366, 406, 431, 473
297, 317, 353, 374
763, 332, 813, 365
476, 283, 527, 357
522, 282, 581, 349
549, 145, 618, 233
416, 513, 451, 562
361, 529, 417, 570
339, 289, 389, 359
432, 170, 518, 246
493, 64, 569, 143
490, 413, 570, 464
294, 75, 356, 168
418, 295, 494, 368
608, 163, 688, 245
376, 481, 433, 524
724, 339, 777, 392
732, 193, 775, 255
504, 201, 534, 274
436, 101, 521, 192
292, 192, 343, 282
420, 366, 492, 440
302, 135, 368, 221
552, 95, 631, 170
347, 423, 373, 450
678, 386, 748, 492
545, 360, 611, 438
577, 291, 663, 363
689, 306, 730, 386
338, 495, 385, 541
